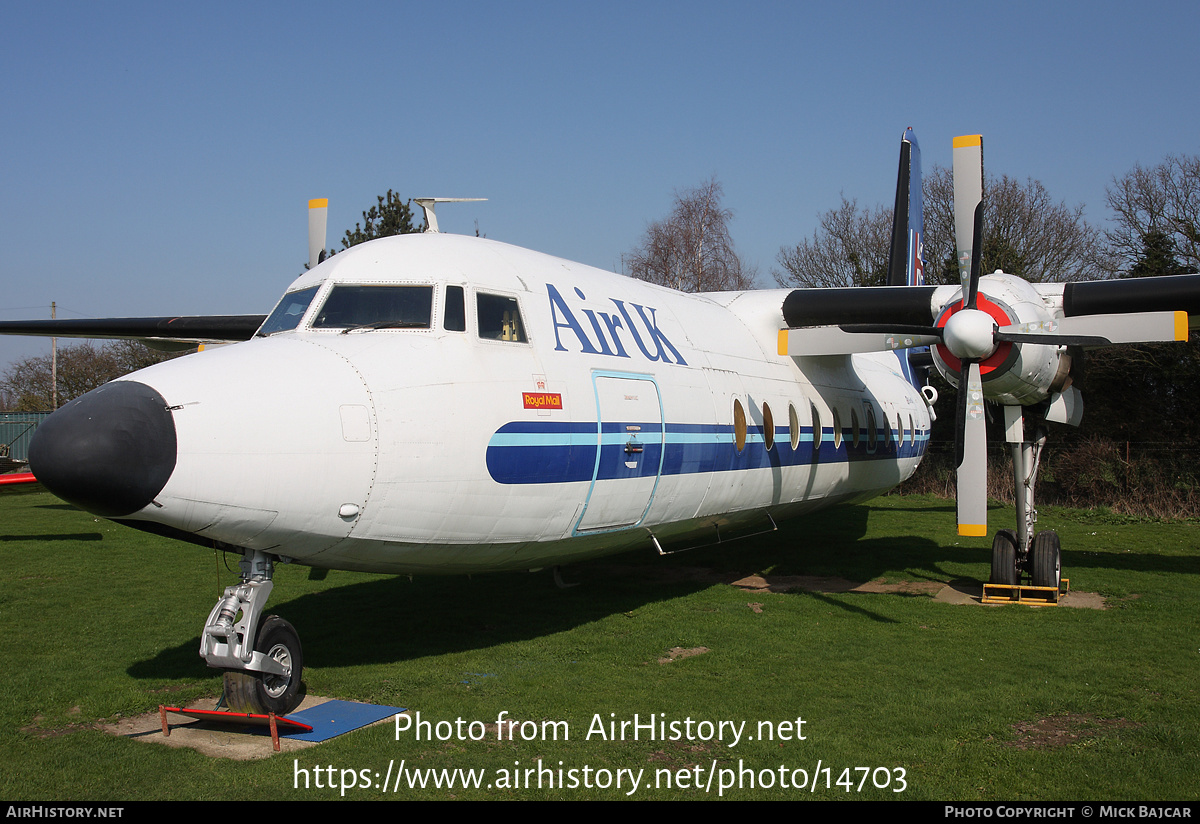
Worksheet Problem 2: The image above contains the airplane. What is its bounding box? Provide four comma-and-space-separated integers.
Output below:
3, 130, 1199, 717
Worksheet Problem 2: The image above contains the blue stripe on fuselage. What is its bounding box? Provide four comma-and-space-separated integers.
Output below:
485, 421, 928, 485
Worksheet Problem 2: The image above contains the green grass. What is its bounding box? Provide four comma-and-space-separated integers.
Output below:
1, 486, 1197, 800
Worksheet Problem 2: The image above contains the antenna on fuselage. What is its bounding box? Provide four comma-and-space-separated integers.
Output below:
414, 198, 486, 233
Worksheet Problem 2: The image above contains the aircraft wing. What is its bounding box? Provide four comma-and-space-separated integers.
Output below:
0, 315, 267, 345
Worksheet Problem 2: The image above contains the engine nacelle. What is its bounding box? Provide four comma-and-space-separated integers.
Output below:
931, 272, 1071, 407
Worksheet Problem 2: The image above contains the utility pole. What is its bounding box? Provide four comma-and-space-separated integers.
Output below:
51, 302, 57, 410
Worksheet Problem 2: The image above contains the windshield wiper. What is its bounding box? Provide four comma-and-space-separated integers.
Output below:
340, 321, 427, 334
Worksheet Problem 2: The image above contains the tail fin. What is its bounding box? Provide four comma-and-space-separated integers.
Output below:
881, 129, 928, 388
886, 128, 925, 288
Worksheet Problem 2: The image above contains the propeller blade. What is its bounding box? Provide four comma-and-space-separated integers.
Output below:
952, 134, 984, 291
308, 198, 328, 269
997, 311, 1188, 347
994, 331, 1111, 347
779, 325, 940, 356
839, 323, 942, 337
964, 202, 984, 311
955, 361, 988, 536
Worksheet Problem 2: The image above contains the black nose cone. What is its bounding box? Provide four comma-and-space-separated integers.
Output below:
29, 380, 177, 517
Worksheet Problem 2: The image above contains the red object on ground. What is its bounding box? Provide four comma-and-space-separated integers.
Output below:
0, 473, 38, 486
160, 706, 314, 752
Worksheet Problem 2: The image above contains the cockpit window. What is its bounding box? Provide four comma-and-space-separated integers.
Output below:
477, 292, 527, 342
444, 285, 466, 332
312, 285, 433, 331
257, 286, 320, 336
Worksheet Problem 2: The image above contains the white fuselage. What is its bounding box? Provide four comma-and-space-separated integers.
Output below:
117, 234, 930, 574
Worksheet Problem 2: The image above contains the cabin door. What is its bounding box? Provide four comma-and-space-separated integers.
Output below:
574, 373, 664, 533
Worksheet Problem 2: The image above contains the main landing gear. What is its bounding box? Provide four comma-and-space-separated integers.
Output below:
988, 406, 1062, 590
200, 549, 304, 715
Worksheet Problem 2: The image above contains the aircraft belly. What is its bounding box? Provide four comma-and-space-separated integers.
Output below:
302, 484, 886, 576
314, 527, 654, 575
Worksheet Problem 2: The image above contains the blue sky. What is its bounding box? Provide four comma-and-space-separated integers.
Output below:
3, 1, 1198, 374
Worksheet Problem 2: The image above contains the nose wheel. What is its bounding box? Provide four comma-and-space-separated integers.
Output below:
223, 615, 305, 715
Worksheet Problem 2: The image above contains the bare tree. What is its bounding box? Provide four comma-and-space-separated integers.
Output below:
1103, 155, 1200, 276
774, 197, 894, 288
624, 177, 755, 292
775, 165, 1103, 288
0, 341, 178, 411
982, 171, 1104, 282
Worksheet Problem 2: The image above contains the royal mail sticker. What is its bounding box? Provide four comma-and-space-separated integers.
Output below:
523, 391, 563, 410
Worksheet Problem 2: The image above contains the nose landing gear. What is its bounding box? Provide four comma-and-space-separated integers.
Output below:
200, 549, 305, 715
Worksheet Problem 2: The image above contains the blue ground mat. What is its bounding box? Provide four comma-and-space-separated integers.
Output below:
282, 699, 407, 742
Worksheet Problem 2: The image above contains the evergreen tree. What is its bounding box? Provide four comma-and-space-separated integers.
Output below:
1125, 229, 1190, 278
340, 190, 423, 250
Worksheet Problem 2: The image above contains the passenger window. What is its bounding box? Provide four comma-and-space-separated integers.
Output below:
850, 408, 861, 447
477, 293, 527, 342
444, 285, 465, 332
788, 403, 800, 451
811, 403, 822, 456
733, 398, 747, 453
762, 402, 775, 451
832, 408, 842, 449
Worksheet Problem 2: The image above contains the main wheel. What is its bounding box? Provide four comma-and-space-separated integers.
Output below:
990, 529, 1019, 585
223, 615, 304, 715
1030, 530, 1062, 589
